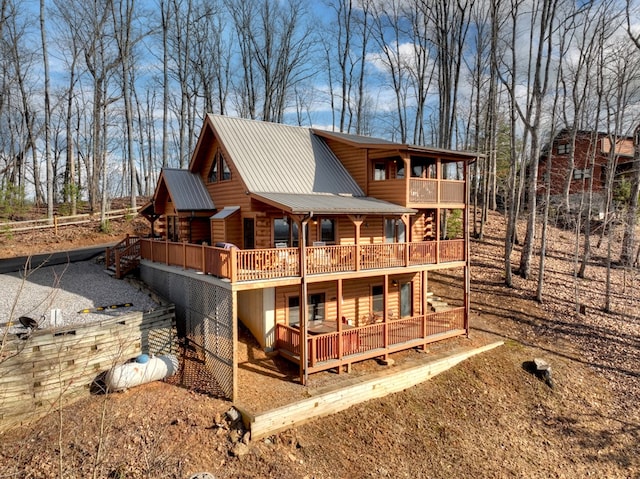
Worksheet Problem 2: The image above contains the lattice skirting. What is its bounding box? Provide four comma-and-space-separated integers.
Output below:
140, 262, 235, 399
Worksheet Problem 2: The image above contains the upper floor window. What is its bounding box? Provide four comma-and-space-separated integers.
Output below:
208, 149, 231, 183
557, 143, 571, 155
573, 168, 592, 180
442, 160, 463, 180
411, 157, 437, 178
374, 162, 387, 180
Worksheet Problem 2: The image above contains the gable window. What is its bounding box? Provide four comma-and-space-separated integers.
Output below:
557, 143, 571, 155
208, 159, 218, 183
320, 218, 336, 244
208, 149, 231, 183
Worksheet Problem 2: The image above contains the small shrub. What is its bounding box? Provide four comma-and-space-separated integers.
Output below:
100, 220, 112, 234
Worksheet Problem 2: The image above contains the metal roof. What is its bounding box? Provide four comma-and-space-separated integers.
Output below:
208, 115, 364, 196
161, 168, 215, 211
252, 192, 416, 216
211, 206, 240, 219
313, 129, 481, 160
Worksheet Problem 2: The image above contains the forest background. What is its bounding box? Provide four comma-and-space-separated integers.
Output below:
2, 0, 640, 303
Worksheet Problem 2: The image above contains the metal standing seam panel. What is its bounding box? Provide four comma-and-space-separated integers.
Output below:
208, 115, 364, 196
254, 192, 416, 215
162, 169, 216, 211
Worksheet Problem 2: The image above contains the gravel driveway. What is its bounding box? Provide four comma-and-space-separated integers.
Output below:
0, 260, 159, 335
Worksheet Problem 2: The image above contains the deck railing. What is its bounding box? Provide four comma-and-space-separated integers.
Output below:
409, 178, 465, 204
275, 307, 465, 373
138, 238, 465, 283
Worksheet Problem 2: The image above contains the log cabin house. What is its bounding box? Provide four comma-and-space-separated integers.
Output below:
121, 114, 478, 387
538, 129, 636, 218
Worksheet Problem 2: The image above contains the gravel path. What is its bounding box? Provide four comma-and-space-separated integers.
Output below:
0, 260, 159, 335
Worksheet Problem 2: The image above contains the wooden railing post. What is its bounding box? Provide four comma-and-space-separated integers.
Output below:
115, 249, 121, 279
309, 337, 316, 367
201, 242, 206, 274
165, 239, 169, 266
105, 247, 111, 269
182, 241, 187, 270
230, 247, 237, 282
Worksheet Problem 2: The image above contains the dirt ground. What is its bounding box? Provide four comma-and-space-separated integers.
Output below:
0, 209, 638, 479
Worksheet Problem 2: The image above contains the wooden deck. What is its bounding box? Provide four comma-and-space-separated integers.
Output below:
138, 238, 465, 283
275, 307, 466, 374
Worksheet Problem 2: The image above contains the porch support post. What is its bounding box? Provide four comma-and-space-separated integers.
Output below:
337, 278, 343, 371
421, 270, 428, 349
349, 215, 365, 272
401, 213, 410, 267
435, 208, 440, 264
300, 215, 312, 385
464, 159, 472, 337
383, 273, 389, 359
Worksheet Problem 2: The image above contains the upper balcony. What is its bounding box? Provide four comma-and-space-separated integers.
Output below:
138, 238, 465, 284
367, 155, 467, 208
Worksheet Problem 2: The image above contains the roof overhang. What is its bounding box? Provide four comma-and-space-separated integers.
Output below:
250, 192, 416, 216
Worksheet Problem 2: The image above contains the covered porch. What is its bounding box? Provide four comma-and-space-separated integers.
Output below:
276, 308, 465, 375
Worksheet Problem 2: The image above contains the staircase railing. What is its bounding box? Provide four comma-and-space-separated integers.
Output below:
106, 235, 141, 278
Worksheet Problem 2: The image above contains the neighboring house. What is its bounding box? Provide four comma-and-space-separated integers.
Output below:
538, 129, 635, 217
124, 114, 478, 389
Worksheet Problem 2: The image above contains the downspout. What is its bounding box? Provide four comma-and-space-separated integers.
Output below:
300, 213, 313, 385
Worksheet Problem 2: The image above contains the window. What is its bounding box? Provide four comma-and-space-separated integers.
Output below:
208, 158, 218, 183
273, 218, 300, 247
208, 149, 231, 183
442, 160, 463, 180
320, 219, 335, 244
411, 157, 437, 178
573, 168, 592, 180
557, 143, 571, 155
274, 218, 290, 246
167, 216, 179, 242
372, 285, 383, 314
288, 296, 300, 326
400, 282, 412, 318
385, 218, 406, 243
374, 162, 387, 180
289, 294, 326, 324
308, 293, 326, 322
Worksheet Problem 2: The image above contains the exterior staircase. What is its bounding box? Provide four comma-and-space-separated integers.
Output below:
426, 291, 452, 312
105, 235, 141, 279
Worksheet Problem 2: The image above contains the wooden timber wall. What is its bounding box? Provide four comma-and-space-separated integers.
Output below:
239, 341, 503, 440
0, 305, 176, 433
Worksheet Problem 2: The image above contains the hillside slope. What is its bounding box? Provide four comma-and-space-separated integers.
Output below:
0, 210, 638, 478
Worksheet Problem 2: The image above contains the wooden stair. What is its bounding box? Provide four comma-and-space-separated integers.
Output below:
105, 236, 141, 279
427, 291, 451, 313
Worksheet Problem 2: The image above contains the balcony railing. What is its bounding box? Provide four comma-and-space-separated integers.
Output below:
409, 178, 465, 204
139, 238, 465, 283
275, 307, 465, 373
